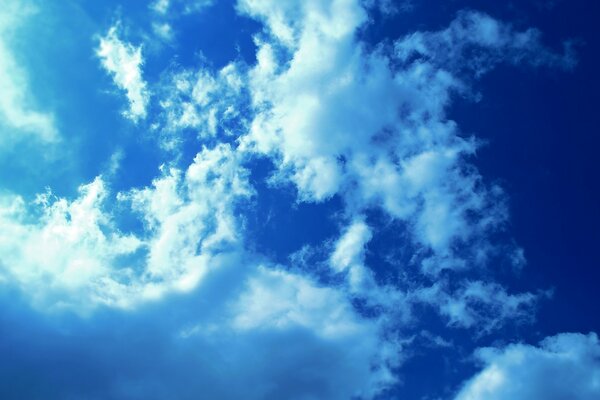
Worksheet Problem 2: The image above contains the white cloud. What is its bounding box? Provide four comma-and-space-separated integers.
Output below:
414, 281, 539, 333
97, 25, 149, 121
150, 0, 171, 14
152, 22, 174, 42
330, 219, 371, 273
234, 266, 368, 338
181, 0, 214, 15
0, 135, 401, 398
237, 4, 560, 274
329, 218, 376, 293
229, 265, 401, 398
123, 143, 253, 291
0, 178, 141, 310
455, 332, 600, 400
229, 1, 571, 333
157, 62, 248, 148
0, 144, 252, 311
395, 10, 576, 77
148, 0, 215, 45
0, 0, 59, 146
151, 0, 214, 16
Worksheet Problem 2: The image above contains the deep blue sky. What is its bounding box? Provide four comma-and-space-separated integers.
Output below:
0, 1, 599, 399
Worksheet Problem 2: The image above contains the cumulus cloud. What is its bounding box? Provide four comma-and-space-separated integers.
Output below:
233, 266, 365, 338
150, 0, 171, 14
0, 264, 399, 400
0, 151, 399, 396
0, 140, 398, 397
0, 144, 252, 311
236, 3, 569, 275
152, 22, 175, 42
0, 178, 141, 309
455, 332, 600, 400
141, 0, 571, 335
225, 2, 571, 336
0, 0, 59, 146
97, 25, 149, 121
122, 143, 253, 296
229, 265, 400, 398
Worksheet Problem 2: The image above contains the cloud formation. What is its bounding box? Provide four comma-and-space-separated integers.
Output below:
0, 144, 252, 311
395, 10, 576, 76
228, 1, 570, 334
97, 25, 150, 121
157, 62, 249, 148
237, 3, 572, 277
149, 0, 215, 44
330, 218, 374, 293
455, 332, 600, 400
0, 0, 58, 146
0, 272, 397, 400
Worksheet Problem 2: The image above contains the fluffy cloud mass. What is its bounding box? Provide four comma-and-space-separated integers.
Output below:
237, 1, 573, 276
0, 144, 252, 310
0, 143, 398, 396
455, 333, 600, 400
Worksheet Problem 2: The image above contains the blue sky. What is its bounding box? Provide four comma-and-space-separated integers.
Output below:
0, 0, 599, 399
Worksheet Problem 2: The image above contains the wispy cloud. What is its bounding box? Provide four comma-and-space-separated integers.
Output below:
0, 0, 59, 146
238, 5, 570, 279
150, 0, 214, 16
97, 25, 149, 122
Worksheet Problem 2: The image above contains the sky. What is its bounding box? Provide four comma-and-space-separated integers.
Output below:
0, 0, 599, 399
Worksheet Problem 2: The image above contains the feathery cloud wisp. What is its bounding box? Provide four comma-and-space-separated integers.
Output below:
97, 25, 149, 122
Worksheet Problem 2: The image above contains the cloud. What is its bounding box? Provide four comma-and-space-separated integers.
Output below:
150, 0, 171, 14
395, 10, 576, 77
0, 264, 399, 400
151, 22, 174, 43
329, 218, 377, 293
454, 332, 600, 400
233, 265, 365, 338
229, 265, 399, 397
0, 178, 142, 310
122, 143, 253, 296
157, 62, 249, 148
150, 0, 214, 16
0, 151, 399, 397
148, 0, 215, 45
237, 4, 570, 275
0, 0, 59, 146
97, 25, 149, 122
0, 144, 252, 311
414, 280, 539, 333
228, 2, 566, 333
